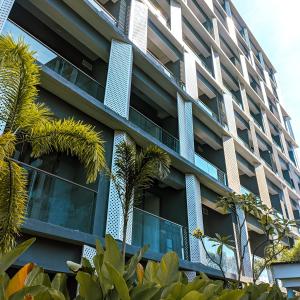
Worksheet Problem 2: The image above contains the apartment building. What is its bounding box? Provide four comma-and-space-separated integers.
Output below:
1, 0, 299, 284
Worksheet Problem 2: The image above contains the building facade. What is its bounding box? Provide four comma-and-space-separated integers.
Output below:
1, 0, 299, 283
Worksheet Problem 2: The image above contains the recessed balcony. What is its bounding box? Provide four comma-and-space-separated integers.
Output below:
3, 20, 105, 102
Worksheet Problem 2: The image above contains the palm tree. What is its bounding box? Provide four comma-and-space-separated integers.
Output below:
109, 141, 171, 259
0, 36, 106, 253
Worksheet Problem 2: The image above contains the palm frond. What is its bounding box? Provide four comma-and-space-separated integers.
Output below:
135, 145, 171, 191
0, 35, 40, 132
28, 119, 106, 183
0, 132, 15, 160
0, 160, 27, 253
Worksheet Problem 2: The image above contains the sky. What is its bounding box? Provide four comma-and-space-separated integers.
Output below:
233, 0, 300, 150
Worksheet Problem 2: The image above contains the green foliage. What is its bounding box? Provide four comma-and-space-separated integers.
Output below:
277, 239, 300, 263
2, 237, 300, 299
0, 35, 106, 253
108, 141, 171, 257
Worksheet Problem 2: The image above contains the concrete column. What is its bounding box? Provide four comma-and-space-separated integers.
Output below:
260, 80, 268, 105
223, 93, 237, 137
255, 165, 272, 208
282, 186, 294, 221
177, 93, 195, 162
223, 136, 252, 277
184, 51, 198, 99
211, 48, 223, 85
0, 0, 14, 33
261, 110, 272, 139
240, 55, 250, 84
170, 0, 182, 41
242, 28, 256, 69
240, 84, 250, 116
272, 147, 283, 178
280, 131, 289, 157
128, 0, 148, 52
249, 121, 259, 157
211, 18, 221, 46
276, 102, 285, 126
185, 174, 204, 263
104, 40, 133, 119
106, 131, 134, 244
224, 0, 237, 44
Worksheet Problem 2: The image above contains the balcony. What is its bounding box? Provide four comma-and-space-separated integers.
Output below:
129, 107, 180, 153
202, 236, 238, 275
88, 0, 118, 25
132, 207, 186, 259
146, 50, 186, 91
195, 154, 227, 185
4, 20, 105, 102
18, 161, 97, 233
240, 186, 261, 203
197, 99, 219, 122
254, 255, 270, 283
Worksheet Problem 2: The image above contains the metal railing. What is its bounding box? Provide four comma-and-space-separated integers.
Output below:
194, 153, 227, 186
132, 207, 185, 259
129, 107, 180, 153
4, 20, 105, 102
14, 160, 97, 233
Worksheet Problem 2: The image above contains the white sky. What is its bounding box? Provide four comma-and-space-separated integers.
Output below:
233, 0, 300, 150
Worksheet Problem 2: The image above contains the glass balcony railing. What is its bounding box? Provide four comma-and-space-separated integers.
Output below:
240, 186, 261, 203
132, 207, 185, 259
16, 160, 97, 233
129, 107, 180, 153
197, 100, 219, 122
88, 0, 118, 25
203, 236, 238, 275
195, 154, 227, 186
3, 20, 105, 102
146, 50, 186, 91
254, 255, 270, 283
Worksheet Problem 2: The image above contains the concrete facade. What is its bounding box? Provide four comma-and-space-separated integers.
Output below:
1, 0, 300, 283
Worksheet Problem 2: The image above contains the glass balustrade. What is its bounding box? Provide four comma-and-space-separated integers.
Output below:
132, 207, 185, 259
88, 0, 118, 25
254, 255, 270, 283
3, 20, 105, 101
18, 161, 97, 233
129, 107, 180, 153
197, 100, 219, 122
202, 236, 238, 275
195, 154, 227, 186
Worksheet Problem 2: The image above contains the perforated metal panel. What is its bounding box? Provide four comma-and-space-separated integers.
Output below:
185, 174, 203, 262
82, 245, 97, 266
104, 40, 133, 119
128, 0, 148, 52
184, 271, 197, 282
0, 0, 14, 34
177, 93, 195, 163
105, 131, 133, 244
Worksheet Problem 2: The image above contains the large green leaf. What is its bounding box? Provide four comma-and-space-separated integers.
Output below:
9, 285, 48, 300
125, 244, 148, 282
218, 290, 245, 300
156, 252, 179, 286
76, 271, 103, 300
131, 283, 161, 300
0, 273, 9, 300
181, 291, 206, 300
105, 262, 130, 300
103, 235, 124, 274
0, 238, 35, 273
24, 265, 43, 286
51, 273, 70, 300
144, 261, 159, 284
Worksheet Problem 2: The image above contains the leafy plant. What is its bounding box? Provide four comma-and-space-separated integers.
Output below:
0, 35, 106, 253
217, 192, 295, 284
107, 141, 170, 259
1, 237, 299, 299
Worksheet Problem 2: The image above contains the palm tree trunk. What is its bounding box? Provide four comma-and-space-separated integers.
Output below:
122, 214, 128, 261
